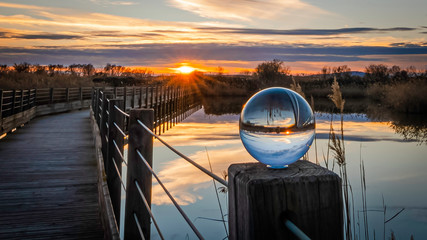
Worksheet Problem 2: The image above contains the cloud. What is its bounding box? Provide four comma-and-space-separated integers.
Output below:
1, 43, 427, 66
0, 2, 47, 10
0, 32, 84, 40
89, 0, 139, 5
196, 27, 417, 36
168, 0, 327, 22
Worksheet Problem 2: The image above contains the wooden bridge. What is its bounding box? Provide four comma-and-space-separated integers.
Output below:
0, 86, 200, 239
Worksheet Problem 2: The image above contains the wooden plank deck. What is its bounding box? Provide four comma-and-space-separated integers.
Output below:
0, 110, 104, 239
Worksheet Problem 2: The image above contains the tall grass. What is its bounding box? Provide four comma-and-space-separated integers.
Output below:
367, 80, 427, 113
328, 77, 352, 240
205, 147, 228, 239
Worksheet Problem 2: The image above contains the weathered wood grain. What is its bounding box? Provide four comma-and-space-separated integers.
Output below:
0, 110, 103, 239
228, 161, 343, 240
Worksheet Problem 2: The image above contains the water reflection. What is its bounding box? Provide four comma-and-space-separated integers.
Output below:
202, 95, 427, 144
366, 104, 427, 144
152, 106, 427, 239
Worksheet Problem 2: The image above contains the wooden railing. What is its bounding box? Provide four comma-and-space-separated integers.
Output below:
0, 87, 93, 136
90, 87, 201, 239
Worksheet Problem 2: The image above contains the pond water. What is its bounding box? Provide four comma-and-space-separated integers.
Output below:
146, 100, 427, 240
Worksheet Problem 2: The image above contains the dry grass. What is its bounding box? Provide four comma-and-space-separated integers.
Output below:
0, 72, 95, 89
367, 80, 427, 113
290, 76, 305, 98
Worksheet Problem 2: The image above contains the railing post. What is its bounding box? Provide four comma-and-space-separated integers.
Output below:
150, 86, 154, 108
139, 87, 143, 108
132, 87, 136, 109
79, 87, 83, 101
19, 90, 23, 113
0, 90, 3, 120
91, 87, 95, 109
228, 161, 343, 240
34, 89, 38, 106
95, 89, 101, 126
30, 89, 35, 108
114, 87, 118, 98
125, 108, 154, 240
99, 93, 108, 159
66, 88, 70, 102
49, 88, 54, 104
145, 87, 149, 108
123, 87, 127, 111
107, 99, 124, 226
11, 90, 16, 115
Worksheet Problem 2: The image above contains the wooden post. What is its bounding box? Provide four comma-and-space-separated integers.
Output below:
107, 99, 124, 226
154, 86, 158, 134
11, 90, 16, 115
34, 89, 38, 107
19, 90, 24, 113
95, 90, 101, 127
228, 161, 343, 240
150, 87, 154, 108
139, 87, 143, 108
123, 87, 127, 111
49, 88, 54, 104
169, 87, 172, 129
79, 87, 83, 101
0, 90, 3, 120
91, 88, 95, 109
66, 88, 70, 102
99, 94, 108, 160
159, 86, 164, 134
145, 87, 148, 108
132, 87, 136, 109
124, 109, 154, 240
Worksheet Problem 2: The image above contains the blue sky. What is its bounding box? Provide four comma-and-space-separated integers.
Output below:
0, 0, 426, 73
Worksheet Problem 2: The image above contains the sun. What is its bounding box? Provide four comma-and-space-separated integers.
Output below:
175, 66, 196, 74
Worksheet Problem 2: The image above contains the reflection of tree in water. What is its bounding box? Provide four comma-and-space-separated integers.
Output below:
201, 96, 248, 115
389, 117, 427, 144
367, 104, 427, 144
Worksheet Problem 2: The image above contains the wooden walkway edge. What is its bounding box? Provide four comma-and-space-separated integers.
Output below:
0, 110, 103, 239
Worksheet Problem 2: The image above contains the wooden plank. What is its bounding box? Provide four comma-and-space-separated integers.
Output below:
0, 110, 103, 239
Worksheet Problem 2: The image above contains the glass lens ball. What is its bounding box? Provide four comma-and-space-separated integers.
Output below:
239, 87, 315, 169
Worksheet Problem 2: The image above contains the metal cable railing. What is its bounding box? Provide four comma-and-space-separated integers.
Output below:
136, 149, 205, 240
114, 122, 127, 139
135, 180, 165, 240
133, 213, 146, 240
112, 139, 127, 165
136, 119, 228, 187
115, 105, 130, 118
111, 157, 127, 191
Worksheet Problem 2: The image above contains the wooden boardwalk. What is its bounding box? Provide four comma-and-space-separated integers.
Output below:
0, 110, 103, 239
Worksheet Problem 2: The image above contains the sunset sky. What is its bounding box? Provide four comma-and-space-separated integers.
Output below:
0, 0, 426, 73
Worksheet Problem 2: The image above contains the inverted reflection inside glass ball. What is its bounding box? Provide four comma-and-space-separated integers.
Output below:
239, 87, 315, 169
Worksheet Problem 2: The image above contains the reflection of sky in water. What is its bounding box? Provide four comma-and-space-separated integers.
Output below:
151, 108, 427, 239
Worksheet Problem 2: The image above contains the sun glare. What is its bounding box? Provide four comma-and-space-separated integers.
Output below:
176, 66, 196, 74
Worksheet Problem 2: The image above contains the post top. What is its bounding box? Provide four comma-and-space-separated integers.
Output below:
229, 160, 339, 182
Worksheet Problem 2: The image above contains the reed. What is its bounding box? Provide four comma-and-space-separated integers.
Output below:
290, 76, 305, 98
328, 76, 352, 239
205, 147, 229, 239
